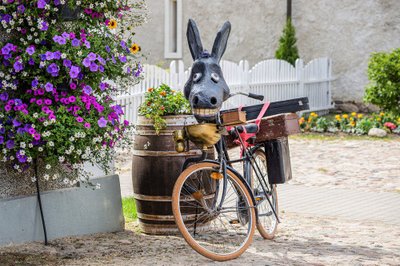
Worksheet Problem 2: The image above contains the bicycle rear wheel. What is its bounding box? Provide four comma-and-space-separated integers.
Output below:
172, 162, 256, 261
251, 148, 278, 239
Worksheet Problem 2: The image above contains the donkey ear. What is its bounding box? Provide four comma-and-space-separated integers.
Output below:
187, 19, 203, 60
211, 21, 231, 63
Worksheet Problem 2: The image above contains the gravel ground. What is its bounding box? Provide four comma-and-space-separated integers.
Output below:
1, 136, 399, 265
0, 212, 399, 266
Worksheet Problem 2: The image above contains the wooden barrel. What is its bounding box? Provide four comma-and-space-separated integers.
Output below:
132, 115, 214, 235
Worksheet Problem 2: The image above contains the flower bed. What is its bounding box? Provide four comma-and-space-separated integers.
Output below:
299, 112, 400, 135
0, 1, 146, 186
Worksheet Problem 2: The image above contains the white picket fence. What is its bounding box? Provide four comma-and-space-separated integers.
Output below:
116, 58, 334, 124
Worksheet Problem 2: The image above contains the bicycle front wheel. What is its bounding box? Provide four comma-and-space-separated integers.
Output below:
172, 162, 256, 261
251, 148, 278, 239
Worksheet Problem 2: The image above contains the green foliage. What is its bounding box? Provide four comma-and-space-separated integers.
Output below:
364, 48, 400, 115
138, 84, 191, 134
122, 197, 137, 223
275, 19, 300, 66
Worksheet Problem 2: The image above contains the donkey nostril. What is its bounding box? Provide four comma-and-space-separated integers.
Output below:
210, 97, 217, 105
193, 96, 199, 105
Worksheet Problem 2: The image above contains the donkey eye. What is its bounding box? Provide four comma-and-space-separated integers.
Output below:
211, 73, 220, 83
193, 73, 202, 82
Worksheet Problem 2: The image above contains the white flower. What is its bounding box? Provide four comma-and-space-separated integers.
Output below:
38, 147, 43, 152
76, 149, 82, 155
77, 51, 82, 56
13, 164, 19, 170
9, 156, 14, 161
28, 144, 33, 148
31, 176, 37, 182
44, 174, 50, 181
63, 178, 69, 184
48, 141, 54, 147
58, 156, 65, 163
31, 124, 35, 128
27, 157, 32, 162
43, 121, 49, 127
69, 137, 75, 142
53, 174, 59, 180
61, 53, 67, 59
19, 150, 25, 156
65, 150, 71, 155
45, 164, 51, 170
33, 113, 39, 118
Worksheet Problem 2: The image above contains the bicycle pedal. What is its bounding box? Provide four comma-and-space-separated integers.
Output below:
229, 219, 240, 224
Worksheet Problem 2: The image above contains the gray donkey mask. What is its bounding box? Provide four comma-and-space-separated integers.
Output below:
184, 19, 231, 122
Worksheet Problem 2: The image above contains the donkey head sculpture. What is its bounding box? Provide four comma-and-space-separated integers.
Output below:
184, 19, 231, 122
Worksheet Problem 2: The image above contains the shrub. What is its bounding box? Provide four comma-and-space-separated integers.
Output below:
364, 48, 400, 115
275, 19, 300, 66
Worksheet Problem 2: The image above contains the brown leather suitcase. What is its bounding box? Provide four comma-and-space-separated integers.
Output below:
224, 113, 300, 148
253, 113, 300, 143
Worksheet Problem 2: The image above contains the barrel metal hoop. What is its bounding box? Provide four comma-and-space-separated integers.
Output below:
132, 150, 202, 157
137, 212, 201, 221
133, 193, 215, 202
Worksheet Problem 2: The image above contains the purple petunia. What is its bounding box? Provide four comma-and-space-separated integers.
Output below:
17, 4, 25, 13
45, 82, 54, 92
31, 78, 39, 87
13, 61, 24, 72
84, 40, 91, 49
99, 65, 105, 72
26, 46, 35, 55
40, 21, 49, 31
98, 117, 107, 128
0, 92, 8, 101
68, 96, 76, 103
0, 136, 3, 145
53, 35, 66, 45
87, 52, 97, 61
28, 57, 35, 65
76, 117, 84, 123
63, 59, 72, 68
70, 82, 77, 89
6, 139, 14, 149
89, 63, 98, 72
119, 56, 127, 63
47, 63, 59, 77
83, 85, 92, 94
69, 66, 80, 79
37, 0, 47, 8
71, 38, 80, 47
45, 51, 54, 60
53, 51, 61, 59
105, 46, 111, 53
99, 82, 107, 91
82, 57, 91, 67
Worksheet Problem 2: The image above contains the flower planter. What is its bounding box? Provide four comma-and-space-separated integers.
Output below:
132, 115, 214, 235
0, 174, 124, 246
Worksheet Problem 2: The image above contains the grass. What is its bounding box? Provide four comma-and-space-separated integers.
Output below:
290, 132, 400, 141
122, 197, 137, 223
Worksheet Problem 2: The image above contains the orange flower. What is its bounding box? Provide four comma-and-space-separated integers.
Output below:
160, 91, 167, 96
160, 106, 165, 111
108, 19, 117, 29
298, 117, 305, 125
130, 43, 140, 54
147, 88, 153, 92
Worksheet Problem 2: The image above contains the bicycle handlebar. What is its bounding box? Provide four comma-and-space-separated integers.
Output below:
228, 92, 264, 101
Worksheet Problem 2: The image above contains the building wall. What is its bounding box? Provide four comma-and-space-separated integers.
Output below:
134, 0, 400, 102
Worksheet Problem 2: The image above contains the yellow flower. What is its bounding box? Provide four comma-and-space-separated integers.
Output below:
377, 117, 381, 121
108, 19, 117, 29
379, 112, 385, 116
335, 115, 341, 121
298, 117, 305, 125
311, 112, 318, 117
351, 112, 357, 117
398, 118, 400, 123
130, 43, 140, 54
307, 117, 312, 123
342, 114, 349, 119
357, 114, 363, 119
350, 121, 356, 127
349, 117, 354, 121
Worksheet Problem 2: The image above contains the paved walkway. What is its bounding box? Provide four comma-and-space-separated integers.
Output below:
119, 172, 400, 225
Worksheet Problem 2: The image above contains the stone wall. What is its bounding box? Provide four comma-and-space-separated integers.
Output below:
134, 0, 400, 102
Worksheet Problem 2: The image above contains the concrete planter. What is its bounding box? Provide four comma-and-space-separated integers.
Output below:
0, 174, 124, 246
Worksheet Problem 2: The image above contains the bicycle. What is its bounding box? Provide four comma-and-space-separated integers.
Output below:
171, 92, 279, 261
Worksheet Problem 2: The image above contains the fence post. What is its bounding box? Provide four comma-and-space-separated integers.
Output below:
295, 58, 305, 98
327, 58, 333, 107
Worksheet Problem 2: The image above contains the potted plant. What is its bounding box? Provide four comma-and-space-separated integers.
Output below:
0, 0, 146, 245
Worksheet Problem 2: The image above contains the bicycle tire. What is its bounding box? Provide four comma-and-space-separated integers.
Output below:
250, 148, 278, 239
172, 162, 256, 261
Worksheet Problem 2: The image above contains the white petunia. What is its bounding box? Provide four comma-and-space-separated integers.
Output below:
45, 164, 51, 169
44, 174, 50, 181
